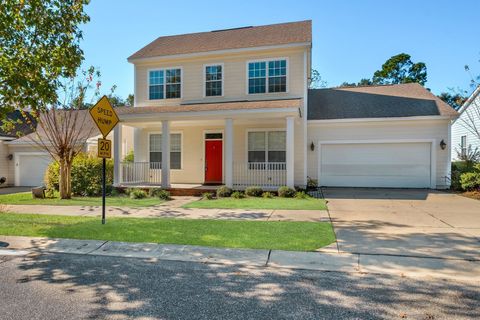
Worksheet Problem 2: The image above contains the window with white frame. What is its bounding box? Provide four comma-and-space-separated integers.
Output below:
149, 68, 181, 100
248, 131, 286, 168
149, 133, 182, 169
461, 135, 467, 158
248, 59, 287, 94
205, 65, 222, 96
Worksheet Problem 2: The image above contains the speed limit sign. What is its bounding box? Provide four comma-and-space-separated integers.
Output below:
97, 138, 112, 158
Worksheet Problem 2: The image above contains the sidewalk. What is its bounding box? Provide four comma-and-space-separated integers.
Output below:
1, 235, 479, 282
4, 202, 329, 222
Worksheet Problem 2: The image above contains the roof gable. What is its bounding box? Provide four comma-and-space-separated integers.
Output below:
128, 20, 312, 61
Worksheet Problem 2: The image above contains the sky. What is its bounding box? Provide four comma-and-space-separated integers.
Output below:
80, 0, 480, 100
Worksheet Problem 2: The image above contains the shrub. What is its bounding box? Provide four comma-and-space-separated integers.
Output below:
262, 191, 274, 198
306, 176, 318, 190
278, 186, 296, 198
124, 188, 135, 196
109, 187, 120, 197
245, 186, 263, 197
231, 191, 245, 199
460, 164, 480, 191
148, 188, 162, 197
216, 186, 232, 198
123, 150, 134, 163
295, 191, 310, 199
129, 189, 147, 199
202, 192, 214, 200
451, 161, 479, 191
45, 153, 114, 197
156, 190, 171, 200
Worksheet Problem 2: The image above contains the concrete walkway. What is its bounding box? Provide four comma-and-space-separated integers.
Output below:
1, 235, 479, 282
4, 199, 329, 222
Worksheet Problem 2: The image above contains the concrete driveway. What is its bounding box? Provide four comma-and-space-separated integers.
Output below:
323, 188, 480, 260
0, 187, 31, 195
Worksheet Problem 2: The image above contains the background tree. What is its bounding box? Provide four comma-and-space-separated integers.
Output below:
309, 69, 327, 89
372, 53, 427, 85
126, 94, 134, 107
0, 0, 90, 119
26, 67, 104, 199
438, 91, 468, 110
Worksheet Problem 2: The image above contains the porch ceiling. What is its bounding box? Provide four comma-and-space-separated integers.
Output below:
117, 98, 301, 123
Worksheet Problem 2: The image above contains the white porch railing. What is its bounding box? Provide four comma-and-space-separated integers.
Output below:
120, 162, 162, 184
233, 162, 286, 189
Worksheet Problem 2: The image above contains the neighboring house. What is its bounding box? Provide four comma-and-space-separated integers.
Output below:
113, 20, 458, 190
451, 86, 480, 161
1, 110, 133, 187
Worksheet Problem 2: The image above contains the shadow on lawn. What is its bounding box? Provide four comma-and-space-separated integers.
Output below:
13, 252, 480, 319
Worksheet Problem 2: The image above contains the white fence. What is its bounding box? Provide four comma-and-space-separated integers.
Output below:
120, 162, 162, 184
233, 162, 286, 189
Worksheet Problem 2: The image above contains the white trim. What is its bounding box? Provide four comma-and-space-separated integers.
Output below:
14, 151, 50, 187
0, 137, 16, 141
120, 107, 299, 121
286, 116, 295, 188
245, 57, 289, 95
455, 85, 480, 116
147, 66, 183, 101
202, 129, 225, 184
316, 139, 437, 189
303, 49, 308, 186
147, 130, 184, 170
133, 66, 137, 107
308, 116, 452, 125
128, 42, 311, 63
203, 63, 224, 98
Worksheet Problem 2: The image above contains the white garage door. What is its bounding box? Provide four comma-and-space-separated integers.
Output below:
17, 153, 51, 186
319, 142, 432, 188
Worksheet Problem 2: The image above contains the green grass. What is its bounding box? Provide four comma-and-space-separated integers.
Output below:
0, 213, 335, 251
0, 192, 164, 207
183, 197, 327, 210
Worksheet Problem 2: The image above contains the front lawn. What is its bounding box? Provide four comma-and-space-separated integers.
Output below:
183, 197, 327, 210
0, 213, 335, 251
0, 192, 164, 207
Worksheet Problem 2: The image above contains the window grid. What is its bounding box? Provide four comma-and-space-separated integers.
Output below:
248, 60, 287, 94
149, 133, 182, 169
149, 68, 181, 100
461, 135, 467, 158
248, 131, 286, 163
205, 65, 223, 97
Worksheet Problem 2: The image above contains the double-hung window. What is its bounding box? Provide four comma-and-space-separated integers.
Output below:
205, 65, 223, 96
461, 135, 467, 158
248, 59, 287, 94
247, 130, 286, 169
149, 68, 181, 100
149, 133, 182, 169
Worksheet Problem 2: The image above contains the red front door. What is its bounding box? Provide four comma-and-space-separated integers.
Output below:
205, 140, 223, 184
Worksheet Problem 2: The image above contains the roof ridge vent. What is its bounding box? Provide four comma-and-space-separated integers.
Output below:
211, 26, 253, 32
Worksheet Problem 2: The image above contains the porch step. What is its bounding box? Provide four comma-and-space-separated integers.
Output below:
167, 188, 217, 197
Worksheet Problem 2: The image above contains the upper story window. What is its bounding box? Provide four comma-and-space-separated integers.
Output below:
248, 59, 287, 94
149, 68, 181, 100
461, 135, 467, 158
205, 64, 223, 96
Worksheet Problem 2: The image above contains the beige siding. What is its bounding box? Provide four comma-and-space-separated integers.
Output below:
0, 141, 13, 186
132, 119, 305, 186
307, 119, 451, 189
134, 47, 306, 107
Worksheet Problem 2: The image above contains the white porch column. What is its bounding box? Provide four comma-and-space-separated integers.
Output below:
161, 120, 171, 188
286, 116, 295, 188
113, 124, 122, 186
225, 118, 233, 188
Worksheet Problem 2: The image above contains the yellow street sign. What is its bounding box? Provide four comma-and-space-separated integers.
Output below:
97, 138, 112, 158
89, 96, 119, 137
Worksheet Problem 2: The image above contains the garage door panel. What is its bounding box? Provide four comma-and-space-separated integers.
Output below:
18, 154, 51, 186
319, 143, 431, 188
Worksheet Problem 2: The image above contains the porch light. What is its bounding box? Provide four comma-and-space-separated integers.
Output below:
7, 154, 13, 160
440, 140, 447, 150
310, 142, 315, 151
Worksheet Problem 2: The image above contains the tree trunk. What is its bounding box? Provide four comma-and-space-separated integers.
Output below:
58, 159, 72, 199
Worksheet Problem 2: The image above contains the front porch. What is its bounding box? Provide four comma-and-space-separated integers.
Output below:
113, 101, 303, 191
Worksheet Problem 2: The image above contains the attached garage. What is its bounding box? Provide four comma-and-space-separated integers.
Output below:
15, 152, 51, 186
318, 141, 434, 188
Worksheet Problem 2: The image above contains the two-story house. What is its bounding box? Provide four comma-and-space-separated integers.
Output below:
113, 20, 458, 191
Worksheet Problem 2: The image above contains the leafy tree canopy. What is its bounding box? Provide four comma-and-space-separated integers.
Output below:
0, 0, 90, 118
372, 53, 427, 86
438, 91, 468, 110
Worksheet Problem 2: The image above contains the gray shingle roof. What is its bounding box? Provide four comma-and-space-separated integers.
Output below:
308, 83, 459, 120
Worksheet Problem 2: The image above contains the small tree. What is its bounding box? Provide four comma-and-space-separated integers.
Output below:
24, 67, 109, 199
372, 53, 427, 86
309, 69, 327, 89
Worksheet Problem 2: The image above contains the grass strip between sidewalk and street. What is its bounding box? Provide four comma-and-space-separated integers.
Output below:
0, 213, 335, 251
182, 197, 328, 210
0, 192, 164, 207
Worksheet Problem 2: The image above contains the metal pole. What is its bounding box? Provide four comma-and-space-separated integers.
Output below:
102, 157, 106, 224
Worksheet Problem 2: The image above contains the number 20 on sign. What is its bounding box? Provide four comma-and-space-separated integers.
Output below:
98, 138, 112, 158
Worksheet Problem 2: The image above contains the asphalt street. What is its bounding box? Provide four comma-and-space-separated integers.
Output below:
0, 252, 479, 320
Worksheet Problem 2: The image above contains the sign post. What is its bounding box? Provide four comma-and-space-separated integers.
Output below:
89, 96, 119, 224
